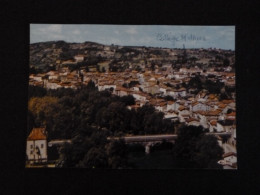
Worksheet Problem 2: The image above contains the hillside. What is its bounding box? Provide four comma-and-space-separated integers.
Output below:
30, 40, 235, 73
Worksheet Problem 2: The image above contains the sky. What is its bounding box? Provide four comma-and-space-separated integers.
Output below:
30, 24, 235, 50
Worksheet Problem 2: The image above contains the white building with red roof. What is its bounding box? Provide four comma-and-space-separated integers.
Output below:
26, 128, 48, 164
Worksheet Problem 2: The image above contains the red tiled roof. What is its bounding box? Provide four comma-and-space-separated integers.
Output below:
221, 99, 233, 104
218, 103, 227, 108
223, 152, 237, 158
227, 112, 236, 117
27, 128, 46, 140
186, 118, 199, 123
210, 120, 217, 126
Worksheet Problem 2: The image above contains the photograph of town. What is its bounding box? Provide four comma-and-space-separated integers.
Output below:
26, 24, 236, 169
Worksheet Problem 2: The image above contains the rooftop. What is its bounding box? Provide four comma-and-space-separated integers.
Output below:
27, 128, 47, 141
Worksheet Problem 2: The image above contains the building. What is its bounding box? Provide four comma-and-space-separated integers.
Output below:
74, 55, 85, 62
26, 128, 48, 164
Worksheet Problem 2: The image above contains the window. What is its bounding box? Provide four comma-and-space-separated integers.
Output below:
30, 145, 33, 149
30, 151, 33, 154
41, 144, 44, 148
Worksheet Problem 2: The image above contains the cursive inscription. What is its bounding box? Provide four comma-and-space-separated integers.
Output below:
156, 33, 206, 46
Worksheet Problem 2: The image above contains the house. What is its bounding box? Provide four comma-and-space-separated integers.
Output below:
173, 88, 187, 98
226, 112, 236, 120
132, 92, 147, 102
115, 87, 129, 97
185, 118, 200, 126
98, 83, 116, 92
26, 128, 48, 164
208, 120, 217, 132
164, 111, 179, 122
217, 119, 235, 133
74, 55, 85, 62
166, 101, 175, 111
190, 101, 210, 112
155, 101, 167, 112
222, 152, 237, 168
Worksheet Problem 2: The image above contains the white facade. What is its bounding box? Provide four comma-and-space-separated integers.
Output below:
191, 102, 209, 112
74, 55, 84, 62
132, 93, 146, 102
45, 82, 62, 89
223, 154, 237, 167
187, 121, 200, 126
98, 84, 116, 91
26, 140, 47, 164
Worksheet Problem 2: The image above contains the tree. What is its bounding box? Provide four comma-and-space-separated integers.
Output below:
151, 61, 155, 71
120, 95, 135, 106
79, 147, 108, 168
28, 85, 47, 98
223, 58, 230, 66
193, 135, 223, 168
172, 125, 223, 168
28, 96, 59, 126
27, 110, 35, 136
106, 139, 128, 168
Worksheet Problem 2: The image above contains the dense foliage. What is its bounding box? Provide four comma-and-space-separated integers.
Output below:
28, 84, 223, 169
172, 125, 224, 169
28, 82, 175, 141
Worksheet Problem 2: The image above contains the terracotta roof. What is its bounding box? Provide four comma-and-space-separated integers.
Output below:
207, 110, 222, 116
159, 102, 167, 106
186, 118, 199, 123
208, 94, 217, 99
221, 99, 233, 104
167, 101, 174, 105
178, 106, 187, 111
192, 101, 199, 106
227, 112, 236, 117
223, 152, 237, 158
218, 103, 227, 109
210, 120, 217, 126
27, 128, 46, 141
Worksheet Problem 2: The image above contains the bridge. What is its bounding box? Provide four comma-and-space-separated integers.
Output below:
47, 132, 231, 154
108, 132, 231, 143
108, 132, 232, 154
48, 139, 71, 147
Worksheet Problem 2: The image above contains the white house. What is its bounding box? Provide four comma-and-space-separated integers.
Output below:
222, 152, 237, 168
164, 112, 179, 122
45, 80, 62, 89
190, 101, 210, 112
173, 88, 187, 98
115, 87, 129, 97
98, 84, 116, 92
26, 128, 48, 164
74, 55, 85, 62
217, 120, 235, 133
208, 120, 217, 132
185, 118, 200, 126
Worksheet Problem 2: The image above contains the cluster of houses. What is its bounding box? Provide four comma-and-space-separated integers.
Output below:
29, 67, 236, 142
28, 62, 236, 168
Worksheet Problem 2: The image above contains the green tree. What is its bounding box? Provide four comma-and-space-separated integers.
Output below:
172, 125, 223, 168
223, 58, 230, 66
78, 147, 108, 168
106, 139, 128, 168
120, 95, 135, 106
